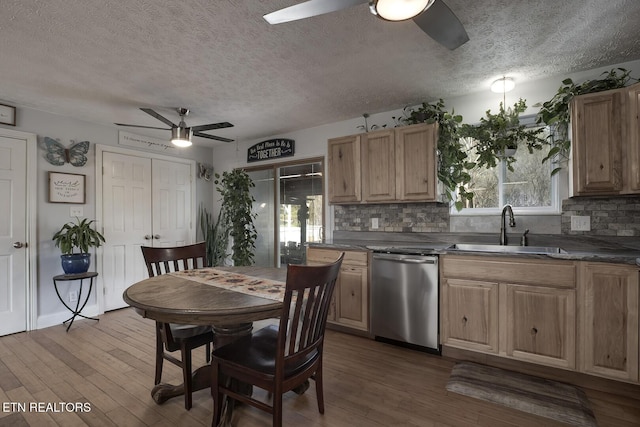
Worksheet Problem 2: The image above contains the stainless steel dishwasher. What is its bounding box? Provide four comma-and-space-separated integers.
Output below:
371, 251, 440, 353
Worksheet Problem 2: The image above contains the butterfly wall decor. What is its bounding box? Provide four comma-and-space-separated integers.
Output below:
43, 137, 90, 167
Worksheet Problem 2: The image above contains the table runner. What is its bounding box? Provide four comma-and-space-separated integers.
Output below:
170, 268, 286, 301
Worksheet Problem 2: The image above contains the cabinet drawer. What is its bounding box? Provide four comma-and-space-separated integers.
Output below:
442, 255, 576, 288
307, 247, 368, 266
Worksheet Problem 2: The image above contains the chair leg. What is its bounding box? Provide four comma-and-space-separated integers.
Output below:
182, 345, 193, 410
155, 326, 164, 385
211, 361, 223, 427
205, 342, 211, 363
272, 391, 283, 427
315, 361, 325, 414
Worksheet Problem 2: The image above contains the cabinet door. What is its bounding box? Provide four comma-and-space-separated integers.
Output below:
396, 123, 438, 201
336, 266, 368, 331
505, 284, 576, 369
328, 135, 361, 203
361, 129, 396, 202
580, 263, 639, 382
628, 83, 640, 192
442, 278, 499, 353
571, 90, 623, 195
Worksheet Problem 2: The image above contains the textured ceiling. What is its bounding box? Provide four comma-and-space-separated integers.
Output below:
1, 0, 640, 145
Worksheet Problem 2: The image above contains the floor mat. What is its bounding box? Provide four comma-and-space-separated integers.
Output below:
445, 361, 597, 426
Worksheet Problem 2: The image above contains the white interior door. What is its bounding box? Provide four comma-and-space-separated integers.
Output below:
152, 159, 192, 247
102, 152, 152, 311
0, 135, 27, 335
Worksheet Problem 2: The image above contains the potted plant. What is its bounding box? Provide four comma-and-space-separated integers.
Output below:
460, 98, 547, 172
402, 99, 474, 210
215, 169, 257, 266
535, 68, 635, 175
198, 205, 229, 267
52, 217, 106, 274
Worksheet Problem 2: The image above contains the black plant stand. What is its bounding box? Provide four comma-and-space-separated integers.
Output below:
53, 272, 99, 332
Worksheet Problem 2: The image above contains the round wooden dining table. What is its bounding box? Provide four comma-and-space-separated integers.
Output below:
122, 266, 288, 408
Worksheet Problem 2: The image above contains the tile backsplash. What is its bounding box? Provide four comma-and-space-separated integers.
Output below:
333, 196, 640, 236
334, 203, 450, 233
562, 196, 640, 236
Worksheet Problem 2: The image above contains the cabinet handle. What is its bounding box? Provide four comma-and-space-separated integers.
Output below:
462, 316, 468, 324
531, 327, 538, 335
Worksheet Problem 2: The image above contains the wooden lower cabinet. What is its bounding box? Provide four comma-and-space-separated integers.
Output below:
441, 278, 498, 353
306, 247, 369, 332
579, 262, 639, 382
442, 255, 640, 384
441, 255, 577, 370
505, 284, 575, 369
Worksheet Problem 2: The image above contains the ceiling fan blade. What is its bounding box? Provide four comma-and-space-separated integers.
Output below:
193, 131, 234, 143
413, 0, 469, 50
264, 0, 367, 24
140, 108, 177, 127
191, 121, 234, 132
114, 123, 171, 130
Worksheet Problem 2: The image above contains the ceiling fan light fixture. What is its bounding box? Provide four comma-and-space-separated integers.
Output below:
171, 126, 192, 147
369, 0, 435, 22
491, 77, 516, 94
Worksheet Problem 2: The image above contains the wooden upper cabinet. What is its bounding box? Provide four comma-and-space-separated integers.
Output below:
328, 135, 361, 203
571, 89, 623, 195
579, 263, 639, 382
361, 129, 396, 202
396, 123, 438, 201
628, 83, 640, 192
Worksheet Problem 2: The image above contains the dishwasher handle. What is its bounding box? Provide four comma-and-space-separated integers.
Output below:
372, 254, 437, 264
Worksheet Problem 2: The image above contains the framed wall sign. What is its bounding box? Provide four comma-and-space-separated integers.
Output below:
48, 172, 86, 204
247, 138, 295, 163
0, 103, 16, 126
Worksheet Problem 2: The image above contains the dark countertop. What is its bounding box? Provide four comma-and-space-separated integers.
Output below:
308, 232, 640, 266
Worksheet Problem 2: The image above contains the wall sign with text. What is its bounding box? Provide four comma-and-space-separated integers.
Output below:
247, 139, 295, 163
48, 172, 86, 204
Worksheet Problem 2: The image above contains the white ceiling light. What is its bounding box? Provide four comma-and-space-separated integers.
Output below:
171, 126, 192, 147
490, 77, 516, 93
369, 0, 435, 21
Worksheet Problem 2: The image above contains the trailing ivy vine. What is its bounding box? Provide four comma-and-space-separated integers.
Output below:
215, 169, 257, 266
535, 68, 636, 175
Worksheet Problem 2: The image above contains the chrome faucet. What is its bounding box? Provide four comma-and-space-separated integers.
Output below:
499, 204, 515, 245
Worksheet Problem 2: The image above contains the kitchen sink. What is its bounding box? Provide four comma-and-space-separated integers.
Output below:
447, 243, 567, 254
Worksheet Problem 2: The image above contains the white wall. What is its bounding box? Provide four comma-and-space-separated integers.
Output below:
6, 107, 214, 328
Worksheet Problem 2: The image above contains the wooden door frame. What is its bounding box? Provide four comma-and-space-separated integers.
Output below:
0, 128, 38, 331
95, 144, 196, 314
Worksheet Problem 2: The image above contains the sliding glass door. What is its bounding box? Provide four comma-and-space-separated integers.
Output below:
246, 158, 324, 267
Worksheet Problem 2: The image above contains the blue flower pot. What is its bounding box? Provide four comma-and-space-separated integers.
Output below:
61, 253, 91, 275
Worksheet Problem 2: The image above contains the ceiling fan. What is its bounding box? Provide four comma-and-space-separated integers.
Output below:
264, 0, 469, 50
115, 107, 234, 147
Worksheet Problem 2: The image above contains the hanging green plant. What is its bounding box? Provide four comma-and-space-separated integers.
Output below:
535, 68, 636, 175
215, 169, 257, 266
460, 98, 547, 172
402, 99, 474, 210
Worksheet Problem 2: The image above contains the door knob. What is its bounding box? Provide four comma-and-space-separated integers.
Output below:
13, 242, 25, 248
144, 235, 152, 240
153, 234, 160, 239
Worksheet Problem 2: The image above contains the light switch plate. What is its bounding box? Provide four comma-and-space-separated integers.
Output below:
70, 206, 83, 217
570, 215, 591, 231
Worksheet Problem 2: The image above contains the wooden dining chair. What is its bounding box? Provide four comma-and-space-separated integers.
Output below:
141, 242, 215, 410
210, 253, 344, 427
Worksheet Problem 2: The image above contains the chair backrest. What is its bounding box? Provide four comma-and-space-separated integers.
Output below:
141, 242, 208, 277
276, 253, 344, 376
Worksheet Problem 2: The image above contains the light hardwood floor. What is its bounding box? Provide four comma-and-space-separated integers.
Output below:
1, 308, 639, 427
